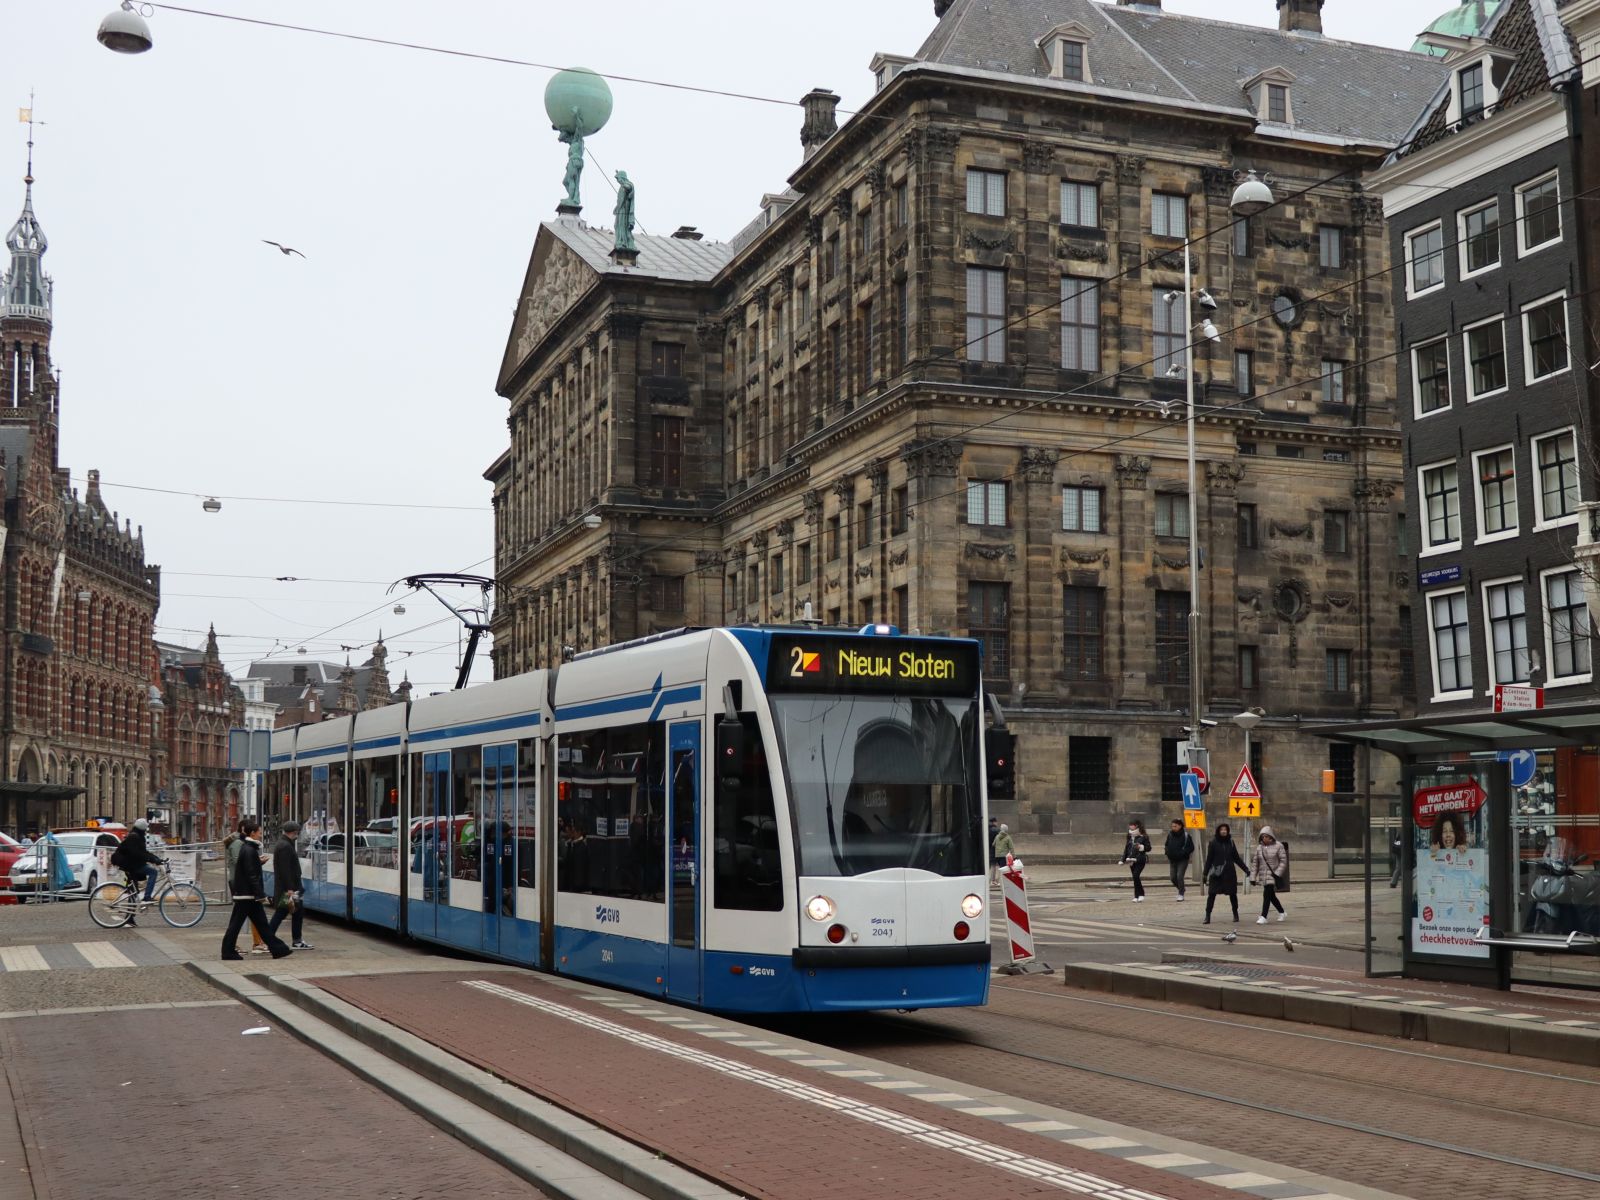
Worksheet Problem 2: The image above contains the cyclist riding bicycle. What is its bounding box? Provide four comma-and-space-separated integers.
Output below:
111, 818, 165, 918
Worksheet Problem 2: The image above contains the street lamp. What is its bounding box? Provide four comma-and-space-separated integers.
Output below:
97, 2, 154, 54
1232, 707, 1264, 886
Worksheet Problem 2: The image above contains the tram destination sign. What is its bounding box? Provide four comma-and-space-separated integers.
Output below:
765, 634, 979, 697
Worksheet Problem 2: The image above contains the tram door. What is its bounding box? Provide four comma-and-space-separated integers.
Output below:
412, 751, 450, 940
481, 744, 516, 957
666, 721, 702, 1004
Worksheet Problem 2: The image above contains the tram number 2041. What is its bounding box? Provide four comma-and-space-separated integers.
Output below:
870, 917, 896, 938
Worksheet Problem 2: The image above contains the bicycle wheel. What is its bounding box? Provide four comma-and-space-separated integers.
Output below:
158, 882, 207, 928
88, 882, 133, 929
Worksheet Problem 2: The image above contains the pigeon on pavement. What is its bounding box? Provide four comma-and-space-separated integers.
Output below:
1221, 931, 1238, 943
1282, 936, 1296, 952
262, 240, 306, 258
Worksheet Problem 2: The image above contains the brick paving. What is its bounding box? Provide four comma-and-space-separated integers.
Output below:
317, 969, 1254, 1200
804, 976, 1600, 1200
0, 1003, 540, 1200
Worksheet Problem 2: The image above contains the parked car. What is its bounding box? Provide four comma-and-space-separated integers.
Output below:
0, 832, 27, 890
7, 830, 123, 895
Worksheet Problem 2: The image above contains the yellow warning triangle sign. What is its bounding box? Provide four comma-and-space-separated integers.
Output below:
1229, 763, 1261, 801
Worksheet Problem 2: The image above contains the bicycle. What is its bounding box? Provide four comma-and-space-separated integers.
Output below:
88, 862, 207, 929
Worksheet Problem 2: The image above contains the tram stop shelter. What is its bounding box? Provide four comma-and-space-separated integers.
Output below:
1320, 703, 1600, 992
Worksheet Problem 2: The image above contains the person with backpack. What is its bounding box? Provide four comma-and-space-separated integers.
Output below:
1163, 818, 1195, 901
1201, 822, 1249, 924
221, 817, 291, 961
111, 818, 164, 911
1251, 825, 1290, 924
1121, 819, 1152, 902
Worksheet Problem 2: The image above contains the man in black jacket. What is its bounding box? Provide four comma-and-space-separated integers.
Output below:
221, 817, 290, 961
266, 822, 311, 950
113, 818, 164, 904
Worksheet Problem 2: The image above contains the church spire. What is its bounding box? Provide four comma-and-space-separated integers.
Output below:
3, 101, 51, 323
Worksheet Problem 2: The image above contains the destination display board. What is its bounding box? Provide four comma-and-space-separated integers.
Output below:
764, 634, 980, 697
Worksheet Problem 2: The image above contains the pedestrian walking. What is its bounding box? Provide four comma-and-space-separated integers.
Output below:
1163, 818, 1195, 901
267, 821, 313, 950
223, 821, 267, 954
221, 817, 291, 961
1121, 819, 1152, 901
1201, 822, 1249, 925
991, 823, 1014, 882
1251, 825, 1290, 924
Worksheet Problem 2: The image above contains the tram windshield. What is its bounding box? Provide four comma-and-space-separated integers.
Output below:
772, 693, 982, 878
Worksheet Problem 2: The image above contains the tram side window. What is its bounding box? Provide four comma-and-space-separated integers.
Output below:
266, 769, 294, 830
557, 723, 666, 903
294, 768, 313, 850
515, 737, 538, 889
452, 746, 484, 884
714, 713, 784, 912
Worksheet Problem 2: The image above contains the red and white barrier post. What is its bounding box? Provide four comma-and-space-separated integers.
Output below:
997, 857, 1053, 975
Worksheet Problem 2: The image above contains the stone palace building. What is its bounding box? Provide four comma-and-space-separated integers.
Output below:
488, 0, 1452, 848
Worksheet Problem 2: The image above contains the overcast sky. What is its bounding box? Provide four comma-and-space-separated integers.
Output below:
7, 0, 1457, 694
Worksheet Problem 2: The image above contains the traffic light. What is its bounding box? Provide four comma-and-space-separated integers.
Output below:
987, 729, 1016, 800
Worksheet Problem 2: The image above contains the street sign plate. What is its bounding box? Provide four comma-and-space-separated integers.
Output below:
1494, 684, 1543, 712
1498, 748, 1537, 789
1228, 763, 1261, 801
1180, 771, 1204, 810
1228, 796, 1261, 818
1189, 766, 1209, 794
1184, 809, 1207, 829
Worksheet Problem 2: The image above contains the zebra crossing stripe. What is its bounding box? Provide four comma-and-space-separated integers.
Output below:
0, 945, 49, 972
73, 941, 138, 969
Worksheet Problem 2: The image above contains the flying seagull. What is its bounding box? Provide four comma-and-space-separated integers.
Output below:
1221, 931, 1238, 944
262, 240, 305, 258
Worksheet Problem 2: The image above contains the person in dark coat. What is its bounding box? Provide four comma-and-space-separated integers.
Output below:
1121, 819, 1152, 901
222, 817, 291, 961
113, 818, 164, 903
1163, 818, 1195, 901
1201, 822, 1249, 925
266, 821, 311, 949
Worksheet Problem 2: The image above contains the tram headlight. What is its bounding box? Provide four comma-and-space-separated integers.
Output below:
806, 895, 836, 923
960, 893, 984, 919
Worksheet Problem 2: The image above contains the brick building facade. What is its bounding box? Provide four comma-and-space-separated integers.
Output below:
154, 630, 245, 844
0, 160, 161, 838
490, 0, 1447, 850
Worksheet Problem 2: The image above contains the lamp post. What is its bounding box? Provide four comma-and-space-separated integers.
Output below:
1232, 707, 1263, 890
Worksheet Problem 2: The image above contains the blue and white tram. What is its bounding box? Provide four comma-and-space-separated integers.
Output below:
263, 625, 990, 1013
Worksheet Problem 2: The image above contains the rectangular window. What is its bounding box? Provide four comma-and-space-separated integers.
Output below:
747, 564, 759, 606
859, 209, 873, 257
890, 485, 909, 535
1523, 294, 1569, 382
966, 168, 1006, 216
1152, 290, 1183, 375
1407, 223, 1445, 294
965, 267, 1006, 363
1421, 461, 1461, 549
829, 325, 843, 405
1330, 744, 1356, 794
770, 553, 785, 594
1474, 447, 1518, 538
1325, 649, 1353, 693
1060, 277, 1101, 371
556, 722, 667, 902
893, 586, 908, 632
1460, 200, 1500, 275
651, 575, 684, 613
857, 498, 874, 547
1324, 509, 1351, 555
1546, 570, 1592, 680
1237, 503, 1258, 550
825, 234, 839, 280
1430, 590, 1472, 696
1062, 40, 1085, 81
1069, 737, 1111, 804
895, 277, 909, 370
1152, 192, 1188, 238
1061, 485, 1104, 533
1458, 63, 1485, 119
1318, 224, 1344, 268
966, 479, 1008, 527
1465, 319, 1507, 399
1235, 350, 1253, 396
1155, 590, 1190, 685
1238, 644, 1259, 691
1062, 585, 1105, 680
1484, 580, 1530, 684
1517, 172, 1561, 252
1535, 430, 1580, 524
713, 711, 783, 912
797, 542, 813, 584
1274, 445, 1305, 460
827, 515, 841, 560
650, 341, 684, 377
797, 284, 811, 325
967, 582, 1011, 680
860, 301, 875, 386
1060, 181, 1099, 228
649, 414, 684, 488
1154, 493, 1189, 539
859, 598, 874, 626
1267, 83, 1289, 123
1320, 359, 1348, 405
893, 181, 908, 228
1413, 338, 1452, 415
1233, 217, 1252, 257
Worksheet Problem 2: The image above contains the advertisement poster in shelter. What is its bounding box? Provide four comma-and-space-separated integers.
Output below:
1411, 777, 1490, 958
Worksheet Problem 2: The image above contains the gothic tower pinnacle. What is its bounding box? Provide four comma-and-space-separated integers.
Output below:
3, 103, 51, 325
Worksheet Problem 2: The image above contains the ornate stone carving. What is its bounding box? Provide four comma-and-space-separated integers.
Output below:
889, 548, 909, 567
964, 543, 1016, 562
776, 518, 795, 545
694, 550, 723, 569
1022, 141, 1054, 172
1057, 240, 1109, 262
1237, 589, 1261, 609
607, 311, 643, 338
864, 457, 890, 491
1354, 478, 1396, 512
1064, 548, 1109, 566
803, 490, 823, 527
902, 438, 964, 478
889, 242, 910, 265
825, 575, 842, 593
1318, 301, 1354, 331
1206, 461, 1245, 495
831, 472, 857, 501
898, 128, 925, 166
1350, 194, 1385, 228
751, 529, 769, 551
864, 163, 887, 197
926, 127, 960, 159
1270, 519, 1312, 539
695, 318, 724, 350
1154, 552, 1189, 570
1020, 447, 1058, 482
1267, 231, 1314, 251
806, 213, 825, 245
513, 238, 592, 364
832, 189, 853, 219
584, 329, 601, 351
1200, 165, 1235, 198
583, 556, 599, 579
1115, 154, 1144, 184
854, 562, 874, 581
1274, 579, 1310, 622
1114, 455, 1152, 489
1326, 592, 1355, 609
963, 230, 1016, 253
